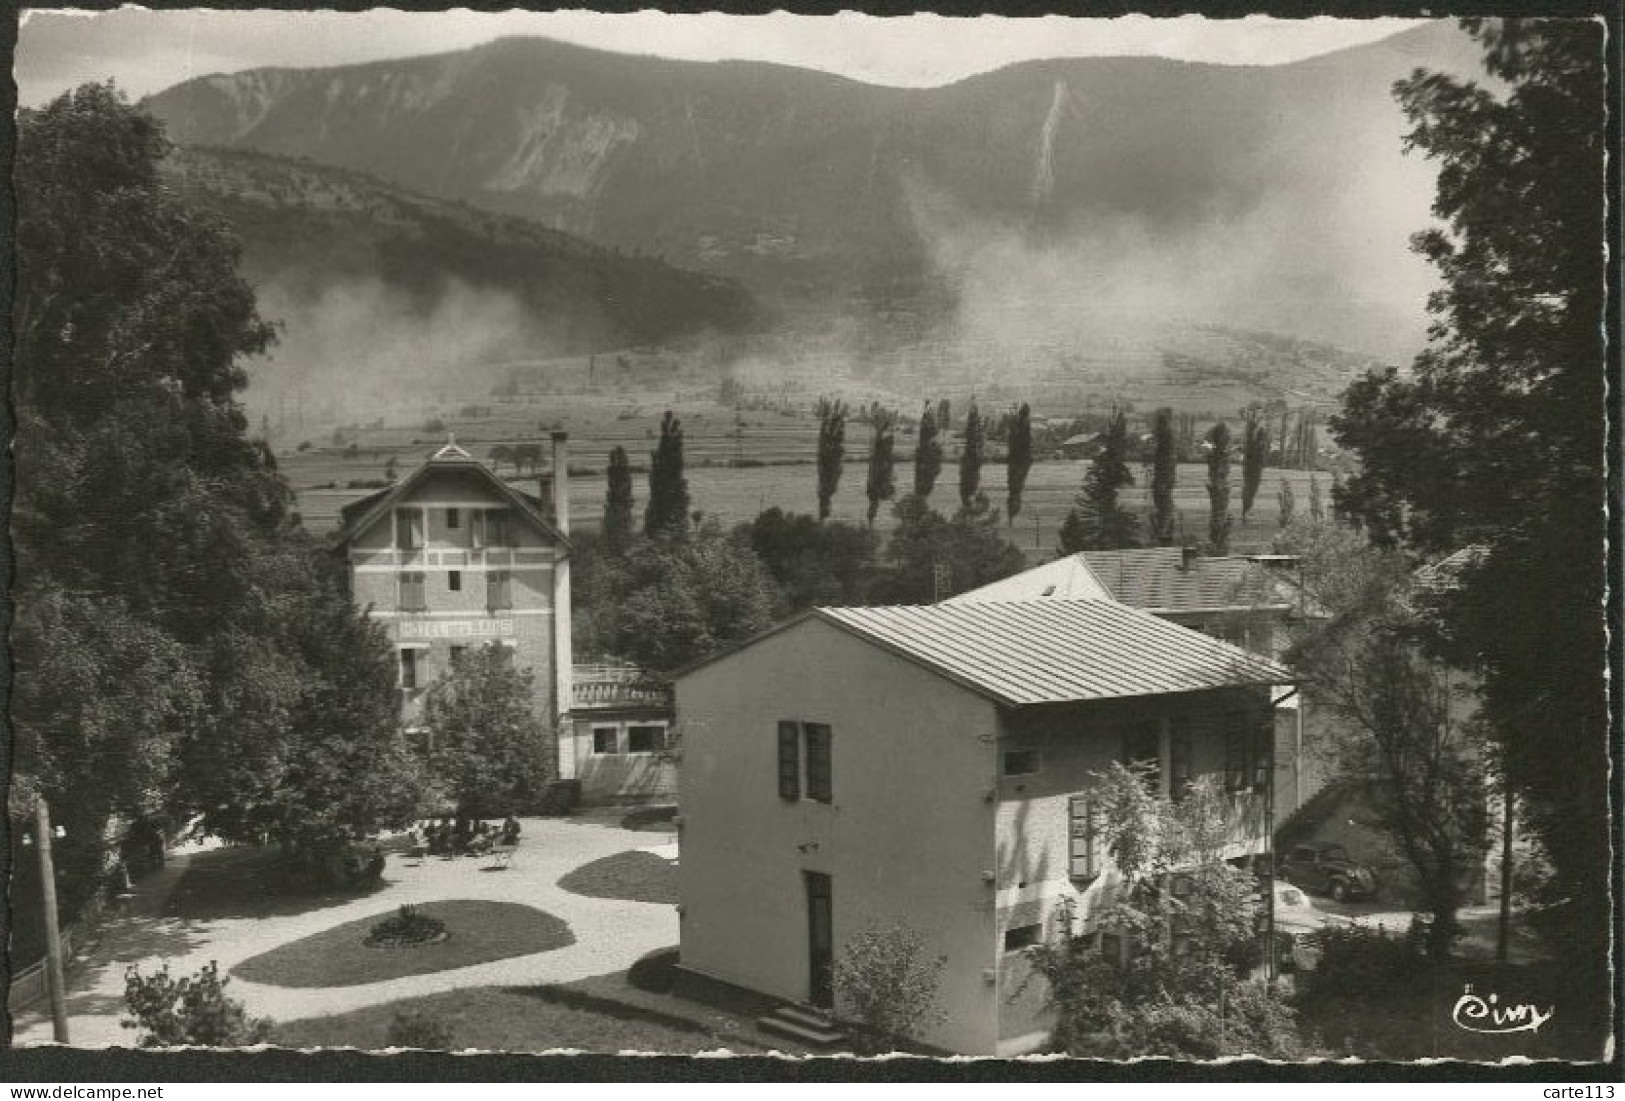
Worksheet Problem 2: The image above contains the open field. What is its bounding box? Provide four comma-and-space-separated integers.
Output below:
283, 398, 1334, 558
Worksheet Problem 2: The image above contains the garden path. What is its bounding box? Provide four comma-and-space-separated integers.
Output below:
12, 817, 679, 1047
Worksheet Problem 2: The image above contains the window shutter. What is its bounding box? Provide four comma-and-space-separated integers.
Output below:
1069, 794, 1098, 881
805, 724, 832, 803
778, 722, 801, 800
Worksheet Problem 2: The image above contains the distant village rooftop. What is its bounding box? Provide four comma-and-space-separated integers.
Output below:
681, 599, 1294, 708
953, 546, 1294, 614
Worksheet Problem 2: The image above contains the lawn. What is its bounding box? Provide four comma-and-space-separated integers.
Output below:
231, 900, 574, 988
556, 850, 677, 905
271, 982, 777, 1054
163, 845, 391, 921
1296, 958, 1608, 1061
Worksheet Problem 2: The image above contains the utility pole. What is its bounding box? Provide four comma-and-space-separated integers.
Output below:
35, 796, 70, 1043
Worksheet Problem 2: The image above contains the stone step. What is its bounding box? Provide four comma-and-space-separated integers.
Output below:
775, 1003, 838, 1031
757, 1007, 847, 1048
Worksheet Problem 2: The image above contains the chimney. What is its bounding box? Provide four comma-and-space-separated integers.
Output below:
550, 431, 575, 780
550, 432, 571, 535
1181, 546, 1200, 572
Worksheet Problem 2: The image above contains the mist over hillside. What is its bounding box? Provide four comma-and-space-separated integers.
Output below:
162, 146, 759, 433
144, 22, 1486, 406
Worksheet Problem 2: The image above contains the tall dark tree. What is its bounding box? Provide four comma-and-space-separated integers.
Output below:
1332, 19, 1608, 985
913, 401, 943, 499
1277, 477, 1296, 529
816, 397, 848, 521
1149, 407, 1178, 545
603, 445, 635, 555
957, 401, 985, 509
872, 494, 1025, 605
746, 508, 876, 611
1005, 403, 1033, 523
1308, 474, 1325, 524
1240, 411, 1269, 520
1058, 407, 1137, 553
1204, 421, 1234, 554
11, 85, 420, 910
644, 410, 690, 539
865, 406, 897, 528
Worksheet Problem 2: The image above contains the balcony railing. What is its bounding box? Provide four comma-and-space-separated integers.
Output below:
572, 665, 673, 711
351, 547, 554, 569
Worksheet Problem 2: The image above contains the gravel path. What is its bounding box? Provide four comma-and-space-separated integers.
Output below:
12, 818, 679, 1048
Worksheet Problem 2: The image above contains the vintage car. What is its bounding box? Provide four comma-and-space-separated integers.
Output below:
1277, 840, 1378, 902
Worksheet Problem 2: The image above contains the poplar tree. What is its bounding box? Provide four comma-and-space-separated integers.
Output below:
816, 397, 848, 521
914, 401, 943, 499
1150, 407, 1178, 545
644, 410, 690, 539
865, 406, 897, 528
1205, 421, 1233, 554
957, 401, 985, 509
603, 445, 635, 554
1005, 403, 1033, 523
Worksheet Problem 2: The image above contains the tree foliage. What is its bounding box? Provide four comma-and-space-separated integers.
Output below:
1276, 478, 1296, 529
1027, 765, 1303, 1059
1058, 406, 1138, 553
746, 508, 877, 612
1204, 421, 1234, 554
602, 445, 635, 555
422, 645, 553, 816
816, 397, 848, 521
1240, 411, 1269, 520
123, 961, 274, 1048
1329, 18, 1608, 971
580, 521, 779, 671
1285, 545, 1491, 957
957, 400, 985, 509
1005, 403, 1034, 522
913, 401, 944, 499
871, 494, 1025, 604
1149, 407, 1179, 546
644, 410, 690, 540
864, 406, 898, 528
10, 85, 418, 904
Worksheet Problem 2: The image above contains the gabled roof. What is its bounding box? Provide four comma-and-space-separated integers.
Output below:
678, 599, 1294, 708
1080, 548, 1288, 614
333, 438, 568, 549
947, 555, 1113, 603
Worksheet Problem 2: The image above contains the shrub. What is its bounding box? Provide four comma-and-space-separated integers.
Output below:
833, 922, 946, 1053
366, 904, 447, 947
1301, 922, 1428, 999
122, 961, 274, 1047
386, 1009, 453, 1050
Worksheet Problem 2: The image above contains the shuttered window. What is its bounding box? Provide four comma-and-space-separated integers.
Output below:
805, 724, 832, 803
398, 572, 426, 611
487, 570, 512, 611
1070, 794, 1100, 881
396, 509, 424, 550
398, 649, 418, 691
778, 721, 801, 800
1224, 712, 1270, 792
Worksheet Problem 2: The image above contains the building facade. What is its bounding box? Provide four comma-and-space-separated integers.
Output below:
334, 438, 576, 775
675, 599, 1292, 1055
569, 665, 677, 804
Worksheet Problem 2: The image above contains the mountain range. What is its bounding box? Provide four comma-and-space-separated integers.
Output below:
145, 22, 1485, 367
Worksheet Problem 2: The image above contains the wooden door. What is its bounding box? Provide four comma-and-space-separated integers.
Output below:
805, 872, 834, 1008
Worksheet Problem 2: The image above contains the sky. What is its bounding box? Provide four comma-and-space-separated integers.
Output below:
16, 8, 1427, 106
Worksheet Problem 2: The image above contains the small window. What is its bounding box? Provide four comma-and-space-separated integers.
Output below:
1069, 794, 1100, 881
398, 649, 418, 691
1003, 748, 1040, 777
627, 725, 665, 754
1003, 924, 1041, 952
448, 570, 462, 592
398, 572, 426, 612
487, 570, 513, 611
446, 507, 460, 530
593, 726, 619, 755
805, 723, 833, 803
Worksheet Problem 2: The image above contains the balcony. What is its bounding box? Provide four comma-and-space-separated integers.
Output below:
573, 665, 673, 713
350, 547, 554, 569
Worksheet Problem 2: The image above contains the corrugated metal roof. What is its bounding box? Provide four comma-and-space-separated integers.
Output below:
1080, 548, 1286, 613
814, 600, 1294, 707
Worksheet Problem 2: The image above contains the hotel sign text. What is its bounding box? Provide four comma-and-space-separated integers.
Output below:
397, 618, 516, 641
